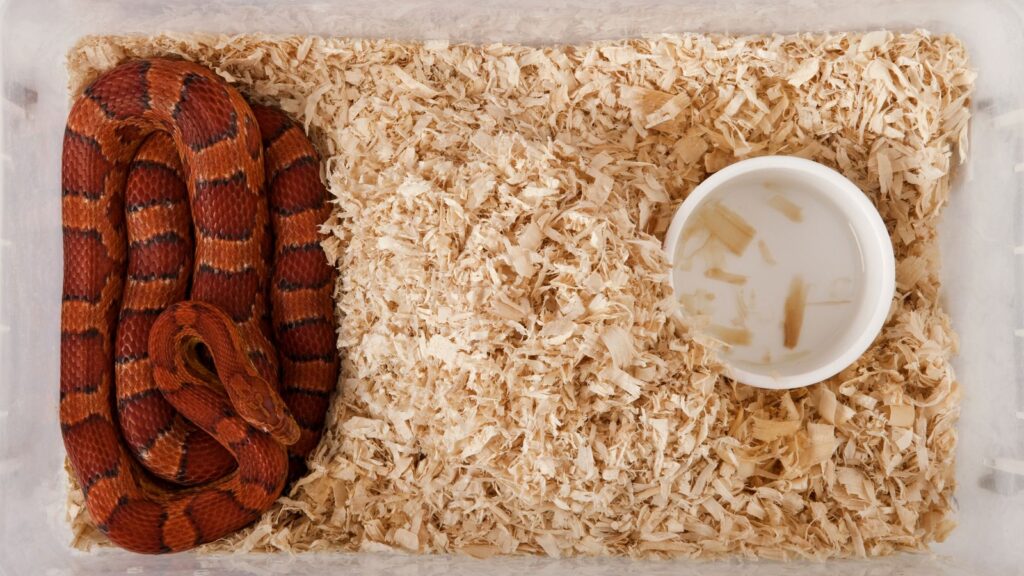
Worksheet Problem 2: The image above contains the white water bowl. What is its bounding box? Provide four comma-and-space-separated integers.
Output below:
663, 156, 895, 389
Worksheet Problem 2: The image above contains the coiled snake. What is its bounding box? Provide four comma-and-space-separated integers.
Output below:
60, 58, 339, 553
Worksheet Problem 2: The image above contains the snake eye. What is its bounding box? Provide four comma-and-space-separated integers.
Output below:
251, 389, 299, 446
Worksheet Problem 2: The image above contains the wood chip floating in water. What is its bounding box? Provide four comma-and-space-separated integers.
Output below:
784, 275, 807, 349
757, 239, 777, 265
709, 324, 753, 346
699, 201, 756, 256
767, 194, 804, 222
705, 267, 748, 285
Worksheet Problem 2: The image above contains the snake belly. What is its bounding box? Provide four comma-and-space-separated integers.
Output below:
60, 58, 339, 553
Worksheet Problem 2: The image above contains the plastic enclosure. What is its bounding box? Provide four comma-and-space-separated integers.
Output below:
1, 1, 1022, 575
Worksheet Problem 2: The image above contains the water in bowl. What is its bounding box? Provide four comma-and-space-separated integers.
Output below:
672, 173, 867, 376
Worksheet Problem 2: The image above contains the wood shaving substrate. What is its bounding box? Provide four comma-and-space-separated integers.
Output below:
65, 31, 973, 560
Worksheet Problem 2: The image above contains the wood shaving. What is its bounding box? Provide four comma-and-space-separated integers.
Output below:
709, 324, 754, 347
783, 276, 808, 349
767, 194, 805, 222
64, 30, 972, 561
705, 267, 748, 285
699, 201, 757, 256
757, 239, 777, 265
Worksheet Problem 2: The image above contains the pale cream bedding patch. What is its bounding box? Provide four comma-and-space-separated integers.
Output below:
65, 30, 972, 560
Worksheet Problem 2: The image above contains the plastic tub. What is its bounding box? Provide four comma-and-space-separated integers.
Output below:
1, 1, 1022, 575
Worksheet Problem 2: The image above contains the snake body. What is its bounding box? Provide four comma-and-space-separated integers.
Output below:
60, 58, 339, 553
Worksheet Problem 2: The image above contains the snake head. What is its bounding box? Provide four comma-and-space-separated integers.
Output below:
229, 373, 301, 447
